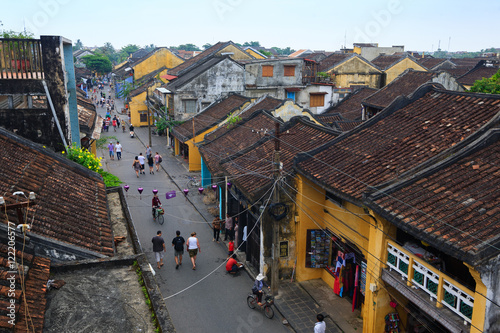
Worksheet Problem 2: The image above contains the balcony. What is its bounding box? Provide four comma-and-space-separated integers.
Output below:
0, 38, 44, 79
384, 241, 474, 331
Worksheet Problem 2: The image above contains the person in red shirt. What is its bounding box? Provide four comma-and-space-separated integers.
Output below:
227, 240, 235, 257
152, 193, 162, 220
226, 254, 243, 274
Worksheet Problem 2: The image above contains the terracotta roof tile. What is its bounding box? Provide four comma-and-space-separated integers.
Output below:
362, 70, 436, 110
296, 87, 500, 203
318, 53, 352, 72
199, 111, 281, 176
0, 129, 114, 257
168, 42, 229, 76
222, 118, 339, 201
370, 54, 405, 70
368, 130, 500, 263
323, 87, 378, 120
416, 58, 447, 70
172, 93, 250, 142
457, 65, 499, 86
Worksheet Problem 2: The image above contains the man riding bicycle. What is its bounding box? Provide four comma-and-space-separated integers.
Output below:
252, 273, 270, 306
152, 192, 162, 220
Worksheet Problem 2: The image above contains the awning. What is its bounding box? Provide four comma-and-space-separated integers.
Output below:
156, 87, 171, 94
161, 74, 178, 81
285, 87, 301, 92
309, 91, 328, 95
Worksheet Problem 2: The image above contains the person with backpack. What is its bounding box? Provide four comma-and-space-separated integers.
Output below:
154, 152, 162, 172
172, 230, 185, 269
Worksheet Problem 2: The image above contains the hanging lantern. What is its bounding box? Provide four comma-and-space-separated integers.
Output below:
138, 187, 143, 199
227, 182, 232, 189
211, 184, 217, 191
152, 189, 158, 194
198, 187, 204, 195
183, 189, 189, 196
124, 185, 129, 192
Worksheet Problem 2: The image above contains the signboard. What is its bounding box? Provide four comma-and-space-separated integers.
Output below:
280, 241, 289, 257
360, 261, 367, 296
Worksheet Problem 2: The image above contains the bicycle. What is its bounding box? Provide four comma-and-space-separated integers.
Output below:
247, 290, 274, 319
152, 207, 164, 225
186, 175, 201, 189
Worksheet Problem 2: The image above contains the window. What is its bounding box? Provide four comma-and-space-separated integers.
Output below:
284, 65, 295, 77
139, 112, 148, 123
310, 93, 325, 107
183, 99, 196, 113
262, 65, 274, 77
287, 91, 296, 101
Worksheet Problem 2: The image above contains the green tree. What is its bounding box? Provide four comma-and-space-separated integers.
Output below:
176, 43, 200, 51
243, 41, 261, 48
470, 69, 500, 94
258, 50, 273, 57
118, 44, 140, 62
82, 54, 112, 74
1, 29, 34, 39
202, 43, 212, 50
74, 39, 83, 51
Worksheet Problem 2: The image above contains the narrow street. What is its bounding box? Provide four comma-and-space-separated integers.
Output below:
95, 87, 290, 333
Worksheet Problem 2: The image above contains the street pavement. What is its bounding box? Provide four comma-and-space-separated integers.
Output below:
95, 89, 290, 333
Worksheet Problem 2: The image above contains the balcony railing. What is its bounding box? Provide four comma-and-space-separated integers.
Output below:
0, 38, 44, 79
386, 241, 474, 324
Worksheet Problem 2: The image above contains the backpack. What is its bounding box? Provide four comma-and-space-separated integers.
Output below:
174, 237, 184, 251
158, 156, 162, 163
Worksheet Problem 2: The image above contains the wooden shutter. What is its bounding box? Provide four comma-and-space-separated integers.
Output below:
284, 65, 295, 77
262, 65, 274, 77
310, 94, 325, 107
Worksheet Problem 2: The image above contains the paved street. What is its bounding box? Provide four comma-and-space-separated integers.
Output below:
95, 89, 290, 333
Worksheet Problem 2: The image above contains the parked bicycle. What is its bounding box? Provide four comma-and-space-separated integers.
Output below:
152, 207, 164, 225
186, 175, 201, 189
247, 290, 274, 319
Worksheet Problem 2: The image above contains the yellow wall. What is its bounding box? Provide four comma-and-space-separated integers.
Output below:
133, 48, 184, 81
245, 48, 266, 59
295, 175, 399, 333
353, 46, 362, 55
384, 58, 427, 84
467, 264, 487, 333
129, 90, 148, 127
327, 57, 382, 88
215, 44, 254, 61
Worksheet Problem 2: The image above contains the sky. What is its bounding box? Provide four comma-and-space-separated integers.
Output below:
2, 0, 499, 53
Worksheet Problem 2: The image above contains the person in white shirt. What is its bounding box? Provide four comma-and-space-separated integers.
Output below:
137, 153, 146, 174
114, 141, 123, 160
314, 314, 326, 333
187, 232, 201, 270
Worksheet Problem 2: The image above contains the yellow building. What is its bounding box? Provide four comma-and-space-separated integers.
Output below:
292, 86, 498, 332
243, 46, 267, 59
371, 54, 428, 86
131, 47, 184, 81
319, 53, 383, 89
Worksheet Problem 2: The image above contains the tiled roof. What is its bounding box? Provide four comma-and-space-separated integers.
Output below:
221, 117, 339, 201
129, 67, 167, 98
315, 113, 344, 126
362, 70, 435, 110
168, 42, 231, 76
171, 93, 250, 142
417, 57, 447, 70
318, 53, 351, 72
199, 111, 281, 176
288, 49, 310, 58
332, 120, 365, 132
323, 87, 378, 120
442, 67, 472, 78
0, 244, 50, 332
457, 65, 499, 86
77, 96, 97, 134
295, 86, 500, 203
370, 54, 405, 70
0, 128, 114, 256
366, 129, 500, 264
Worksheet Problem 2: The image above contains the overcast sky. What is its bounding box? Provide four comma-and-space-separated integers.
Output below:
2, 0, 498, 52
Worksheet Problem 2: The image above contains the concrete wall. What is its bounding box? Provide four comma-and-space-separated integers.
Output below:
296, 85, 336, 114
173, 58, 245, 120
431, 72, 465, 92
359, 46, 405, 61
245, 59, 303, 87
478, 257, 500, 332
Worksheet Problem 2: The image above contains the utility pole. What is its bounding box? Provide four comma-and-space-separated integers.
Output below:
271, 122, 280, 296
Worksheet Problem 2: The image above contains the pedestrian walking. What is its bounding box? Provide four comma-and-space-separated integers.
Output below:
187, 232, 201, 270
146, 145, 152, 160
107, 141, 114, 160
132, 156, 141, 178
112, 118, 117, 131
152, 231, 166, 269
138, 153, 146, 174
154, 152, 162, 172
314, 314, 326, 333
114, 141, 122, 160
234, 222, 239, 248
224, 213, 234, 241
227, 240, 234, 257
105, 118, 110, 132
148, 154, 154, 174
171, 231, 185, 269
212, 216, 222, 243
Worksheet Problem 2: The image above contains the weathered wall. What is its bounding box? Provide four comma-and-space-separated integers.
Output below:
431, 72, 465, 92
173, 59, 245, 120
357, 46, 405, 61
476, 257, 500, 332
215, 44, 254, 61
385, 58, 427, 84
244, 59, 303, 87
328, 57, 382, 89
133, 48, 184, 80
296, 85, 335, 114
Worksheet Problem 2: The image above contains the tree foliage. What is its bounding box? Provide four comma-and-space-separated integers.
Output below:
1, 30, 34, 39
470, 69, 500, 94
202, 43, 212, 50
170, 43, 200, 51
82, 54, 112, 74
74, 39, 83, 51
